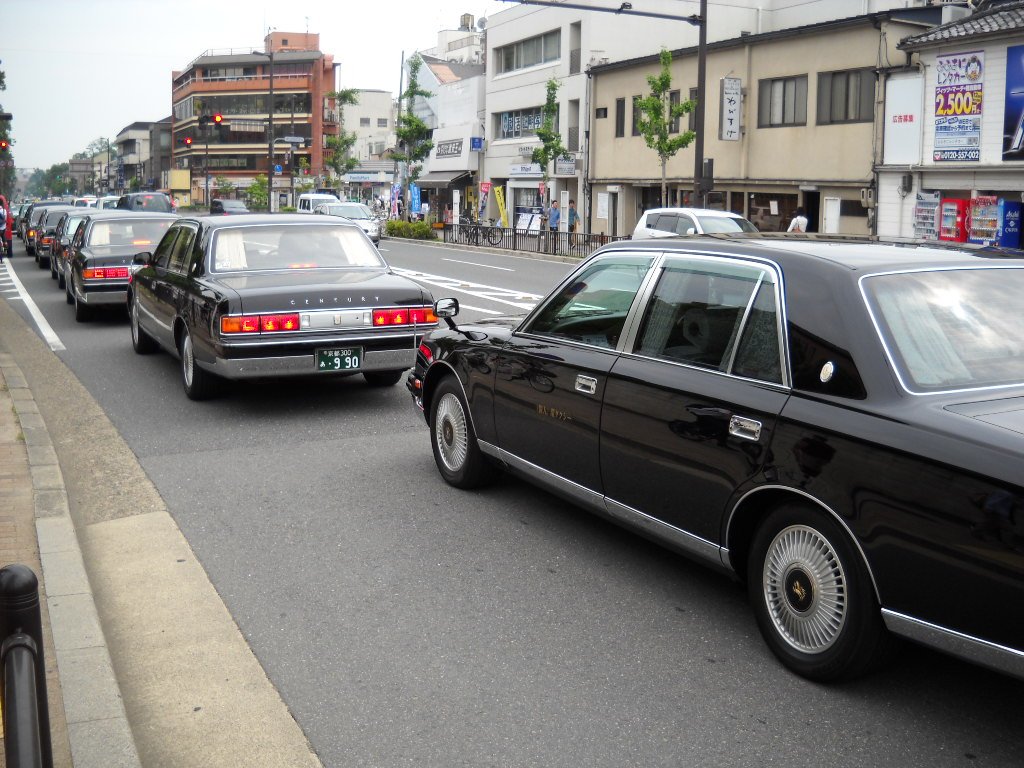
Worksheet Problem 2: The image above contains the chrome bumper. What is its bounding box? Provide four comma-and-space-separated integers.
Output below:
206, 348, 416, 379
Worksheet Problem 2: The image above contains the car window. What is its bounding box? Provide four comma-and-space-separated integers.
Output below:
152, 226, 181, 269
210, 224, 385, 272
674, 214, 697, 235
88, 219, 174, 248
650, 214, 677, 233
525, 256, 654, 348
695, 215, 758, 234
862, 267, 1024, 392
167, 225, 198, 273
634, 258, 782, 381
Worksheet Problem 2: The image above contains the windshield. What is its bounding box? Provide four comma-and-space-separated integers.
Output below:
863, 267, 1024, 392
327, 204, 372, 220
88, 219, 175, 248
210, 224, 385, 272
696, 215, 758, 233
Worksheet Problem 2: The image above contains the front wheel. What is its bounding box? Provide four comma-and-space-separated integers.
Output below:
179, 327, 222, 400
485, 226, 503, 245
747, 503, 894, 682
429, 376, 496, 489
130, 293, 158, 354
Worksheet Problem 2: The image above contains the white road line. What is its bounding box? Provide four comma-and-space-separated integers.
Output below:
442, 258, 514, 272
391, 266, 541, 311
2, 262, 66, 351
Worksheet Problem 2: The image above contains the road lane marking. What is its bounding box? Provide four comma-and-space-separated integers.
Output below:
442, 258, 514, 272
391, 266, 541, 311
2, 261, 66, 351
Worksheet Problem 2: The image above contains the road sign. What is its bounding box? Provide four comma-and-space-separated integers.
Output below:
284, 136, 304, 144
274, 164, 283, 174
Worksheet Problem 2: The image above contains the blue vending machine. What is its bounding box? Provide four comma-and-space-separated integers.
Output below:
998, 198, 1021, 249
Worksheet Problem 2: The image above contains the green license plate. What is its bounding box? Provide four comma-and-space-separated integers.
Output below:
316, 347, 362, 372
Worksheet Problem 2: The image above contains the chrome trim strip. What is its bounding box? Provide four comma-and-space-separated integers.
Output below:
219, 330, 422, 348
205, 348, 414, 378
883, 609, 1024, 680
478, 442, 725, 569
81, 288, 128, 305
726, 484, 882, 601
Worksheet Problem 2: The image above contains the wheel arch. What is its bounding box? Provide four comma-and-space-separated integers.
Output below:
725, 485, 882, 603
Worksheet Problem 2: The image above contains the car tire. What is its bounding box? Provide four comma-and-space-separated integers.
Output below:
57, 265, 65, 289
65, 277, 74, 305
38, 255, 48, 270
363, 370, 403, 387
747, 503, 895, 682
49, 256, 58, 279
73, 288, 92, 322
429, 376, 495, 489
179, 326, 221, 400
130, 293, 158, 355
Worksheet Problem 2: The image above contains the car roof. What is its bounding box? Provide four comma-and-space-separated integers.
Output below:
598, 233, 1024, 273
180, 213, 361, 231
641, 207, 746, 218
81, 210, 179, 221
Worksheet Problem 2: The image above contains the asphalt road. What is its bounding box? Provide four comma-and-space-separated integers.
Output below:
4, 234, 1023, 767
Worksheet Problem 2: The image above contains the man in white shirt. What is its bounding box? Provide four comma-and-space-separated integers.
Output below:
787, 207, 808, 233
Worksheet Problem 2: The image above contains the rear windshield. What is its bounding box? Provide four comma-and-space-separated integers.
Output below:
862, 267, 1024, 392
45, 210, 69, 225
210, 224, 385, 272
126, 195, 172, 211
87, 219, 175, 248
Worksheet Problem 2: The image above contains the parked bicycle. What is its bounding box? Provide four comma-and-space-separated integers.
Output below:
457, 214, 503, 246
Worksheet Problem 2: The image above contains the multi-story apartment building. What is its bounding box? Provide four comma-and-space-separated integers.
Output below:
114, 122, 151, 193
878, 0, 1024, 245
170, 31, 339, 207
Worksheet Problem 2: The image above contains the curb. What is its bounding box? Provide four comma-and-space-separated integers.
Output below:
1, 354, 142, 768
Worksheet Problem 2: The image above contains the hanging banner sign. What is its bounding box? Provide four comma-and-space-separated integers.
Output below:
493, 185, 509, 228
720, 77, 742, 141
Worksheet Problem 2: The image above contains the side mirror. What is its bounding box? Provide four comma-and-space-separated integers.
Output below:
132, 252, 153, 267
434, 297, 460, 319
685, 227, 697, 236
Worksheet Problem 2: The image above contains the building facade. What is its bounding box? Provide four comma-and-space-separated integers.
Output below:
170, 31, 339, 207
114, 122, 151, 194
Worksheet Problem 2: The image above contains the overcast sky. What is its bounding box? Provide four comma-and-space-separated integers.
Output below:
2, 0, 508, 171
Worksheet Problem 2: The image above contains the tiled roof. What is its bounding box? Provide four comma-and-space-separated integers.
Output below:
899, 0, 1024, 49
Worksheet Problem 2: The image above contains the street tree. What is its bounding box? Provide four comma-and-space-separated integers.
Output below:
0, 63, 14, 198
247, 174, 269, 210
325, 88, 360, 185
635, 49, 696, 208
531, 78, 571, 194
215, 175, 234, 198
393, 55, 433, 220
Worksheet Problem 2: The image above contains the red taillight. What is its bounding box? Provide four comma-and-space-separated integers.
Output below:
42, 236, 53, 245
83, 267, 130, 280
221, 313, 301, 334
372, 306, 438, 327
418, 342, 433, 364
132, 239, 152, 246
28, 229, 36, 238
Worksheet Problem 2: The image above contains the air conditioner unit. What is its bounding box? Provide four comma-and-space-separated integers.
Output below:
860, 187, 876, 208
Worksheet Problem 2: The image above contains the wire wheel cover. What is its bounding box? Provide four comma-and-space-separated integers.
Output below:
435, 393, 468, 472
762, 524, 847, 654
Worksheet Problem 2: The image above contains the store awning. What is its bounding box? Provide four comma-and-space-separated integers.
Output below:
415, 171, 471, 188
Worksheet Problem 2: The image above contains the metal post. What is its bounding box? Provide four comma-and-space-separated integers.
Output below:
3, 634, 43, 768
0, 565, 53, 768
204, 135, 210, 208
692, 0, 708, 207
254, 47, 276, 211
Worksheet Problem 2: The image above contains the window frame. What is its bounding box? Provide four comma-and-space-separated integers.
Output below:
757, 75, 808, 128
494, 29, 562, 75
817, 67, 875, 125
614, 98, 626, 138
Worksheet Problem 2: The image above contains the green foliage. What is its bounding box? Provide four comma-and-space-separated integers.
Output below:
394, 55, 434, 214
531, 79, 570, 184
27, 163, 71, 197
635, 49, 696, 206
385, 219, 436, 240
247, 174, 269, 210
325, 133, 358, 177
214, 175, 234, 197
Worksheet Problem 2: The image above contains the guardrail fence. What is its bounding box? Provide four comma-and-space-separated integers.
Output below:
444, 224, 629, 259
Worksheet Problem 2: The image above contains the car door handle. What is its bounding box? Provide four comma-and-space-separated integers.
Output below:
729, 415, 762, 441
575, 375, 597, 395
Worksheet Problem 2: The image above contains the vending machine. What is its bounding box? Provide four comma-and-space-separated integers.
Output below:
913, 191, 941, 240
938, 198, 969, 242
968, 196, 999, 245
997, 198, 1021, 249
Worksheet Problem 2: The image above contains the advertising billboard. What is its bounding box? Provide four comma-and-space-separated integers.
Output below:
933, 51, 984, 162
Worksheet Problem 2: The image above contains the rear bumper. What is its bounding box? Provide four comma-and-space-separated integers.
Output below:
207, 347, 415, 378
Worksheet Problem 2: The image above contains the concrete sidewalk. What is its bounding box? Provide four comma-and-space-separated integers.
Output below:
1, 264, 323, 767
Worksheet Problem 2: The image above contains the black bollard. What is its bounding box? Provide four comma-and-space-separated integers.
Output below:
3, 633, 43, 768
0, 565, 54, 768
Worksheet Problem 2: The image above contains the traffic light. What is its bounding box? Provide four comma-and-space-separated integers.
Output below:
0, 139, 8, 150
183, 136, 193, 147
212, 113, 223, 125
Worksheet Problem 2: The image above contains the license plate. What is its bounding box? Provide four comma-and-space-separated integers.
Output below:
316, 347, 362, 372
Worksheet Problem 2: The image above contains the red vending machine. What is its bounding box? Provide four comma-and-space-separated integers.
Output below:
939, 198, 969, 242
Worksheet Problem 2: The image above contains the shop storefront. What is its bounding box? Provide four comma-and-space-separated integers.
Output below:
416, 126, 482, 223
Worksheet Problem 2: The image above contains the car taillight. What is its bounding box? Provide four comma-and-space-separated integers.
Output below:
83, 267, 130, 280
42, 236, 53, 245
418, 342, 433, 364
28, 229, 35, 238
372, 307, 438, 326
220, 313, 301, 334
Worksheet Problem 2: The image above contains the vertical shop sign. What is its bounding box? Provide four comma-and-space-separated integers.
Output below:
933, 51, 984, 162
1003, 45, 1024, 160
720, 77, 742, 141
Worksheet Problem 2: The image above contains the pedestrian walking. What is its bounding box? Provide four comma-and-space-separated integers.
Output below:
548, 200, 561, 232
787, 206, 808, 233
567, 200, 580, 233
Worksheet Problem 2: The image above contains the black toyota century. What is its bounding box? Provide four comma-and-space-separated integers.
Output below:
407, 235, 1024, 683
128, 214, 436, 399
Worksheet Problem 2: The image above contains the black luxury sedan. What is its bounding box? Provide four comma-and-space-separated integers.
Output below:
128, 214, 437, 400
407, 235, 1024, 683
64, 210, 179, 322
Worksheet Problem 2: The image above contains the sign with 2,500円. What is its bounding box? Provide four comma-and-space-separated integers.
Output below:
934, 51, 984, 162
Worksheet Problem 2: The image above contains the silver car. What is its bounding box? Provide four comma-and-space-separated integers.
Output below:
313, 202, 381, 245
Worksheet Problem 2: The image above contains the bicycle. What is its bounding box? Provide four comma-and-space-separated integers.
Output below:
458, 215, 503, 246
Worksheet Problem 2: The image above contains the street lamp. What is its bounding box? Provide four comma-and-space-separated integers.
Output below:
252, 49, 275, 211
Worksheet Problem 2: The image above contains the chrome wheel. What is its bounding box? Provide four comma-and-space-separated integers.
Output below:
761, 524, 847, 655
434, 392, 468, 473
181, 332, 195, 388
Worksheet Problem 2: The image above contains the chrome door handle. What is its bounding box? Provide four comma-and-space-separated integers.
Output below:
729, 415, 762, 441
575, 375, 597, 395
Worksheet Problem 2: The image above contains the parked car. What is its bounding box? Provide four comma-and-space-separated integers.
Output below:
128, 214, 437, 400
296, 192, 339, 213
34, 205, 77, 268
13, 202, 29, 238
22, 200, 69, 254
408, 235, 1024, 683
313, 201, 381, 244
50, 209, 92, 286
631, 207, 758, 239
64, 210, 179, 322
116, 192, 174, 212
210, 199, 249, 215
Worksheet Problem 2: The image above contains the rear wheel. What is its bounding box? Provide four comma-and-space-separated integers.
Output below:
486, 226, 503, 245
363, 370, 403, 387
57, 265, 66, 289
429, 376, 495, 489
130, 293, 158, 354
49, 255, 58, 279
73, 288, 92, 322
179, 327, 222, 400
747, 503, 894, 682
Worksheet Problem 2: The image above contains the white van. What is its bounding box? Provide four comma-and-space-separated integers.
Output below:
296, 192, 339, 213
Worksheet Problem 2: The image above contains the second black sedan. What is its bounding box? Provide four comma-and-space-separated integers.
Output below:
128, 214, 437, 400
